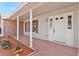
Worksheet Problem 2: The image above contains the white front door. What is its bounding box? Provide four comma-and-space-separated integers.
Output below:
52, 14, 66, 43
49, 14, 66, 43
49, 12, 73, 46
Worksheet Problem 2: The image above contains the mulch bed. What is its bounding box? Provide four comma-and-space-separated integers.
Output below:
0, 36, 35, 56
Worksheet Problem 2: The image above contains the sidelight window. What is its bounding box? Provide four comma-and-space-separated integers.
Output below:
68, 15, 72, 29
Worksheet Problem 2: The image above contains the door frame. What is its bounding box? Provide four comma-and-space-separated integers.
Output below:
48, 11, 74, 47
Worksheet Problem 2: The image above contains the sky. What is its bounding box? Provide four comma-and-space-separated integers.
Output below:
0, 2, 23, 17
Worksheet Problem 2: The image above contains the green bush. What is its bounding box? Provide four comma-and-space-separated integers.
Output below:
13, 44, 21, 51
0, 40, 11, 49
12, 44, 22, 54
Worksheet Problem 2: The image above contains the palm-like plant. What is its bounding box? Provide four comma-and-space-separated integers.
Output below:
0, 40, 11, 49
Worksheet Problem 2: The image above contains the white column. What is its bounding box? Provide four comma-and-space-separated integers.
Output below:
17, 16, 19, 40
30, 10, 33, 47
23, 21, 25, 35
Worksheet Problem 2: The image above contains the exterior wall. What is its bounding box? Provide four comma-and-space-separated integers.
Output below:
32, 16, 48, 40
4, 20, 17, 35
4, 20, 24, 36
24, 4, 78, 48
77, 3, 79, 56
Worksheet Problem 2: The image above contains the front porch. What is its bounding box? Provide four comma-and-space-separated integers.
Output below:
11, 34, 30, 46
0, 2, 78, 56
11, 35, 78, 56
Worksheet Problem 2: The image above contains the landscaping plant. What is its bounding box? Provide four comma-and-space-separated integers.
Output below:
0, 40, 11, 49
12, 44, 22, 55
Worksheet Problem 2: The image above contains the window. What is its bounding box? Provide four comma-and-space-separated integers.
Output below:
55, 18, 58, 20
68, 15, 72, 29
32, 20, 38, 33
25, 22, 30, 32
0, 27, 1, 34
60, 17, 63, 19
50, 19, 52, 28
25, 20, 38, 33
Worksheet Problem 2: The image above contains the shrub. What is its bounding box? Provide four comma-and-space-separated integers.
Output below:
0, 40, 11, 49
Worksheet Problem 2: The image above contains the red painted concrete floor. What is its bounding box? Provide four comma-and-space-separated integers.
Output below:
16, 35, 78, 56
0, 36, 34, 56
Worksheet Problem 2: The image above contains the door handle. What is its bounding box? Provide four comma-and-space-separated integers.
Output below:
53, 28, 55, 34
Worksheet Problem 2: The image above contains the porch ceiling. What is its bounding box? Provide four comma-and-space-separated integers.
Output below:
19, 2, 77, 21
33, 2, 77, 16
